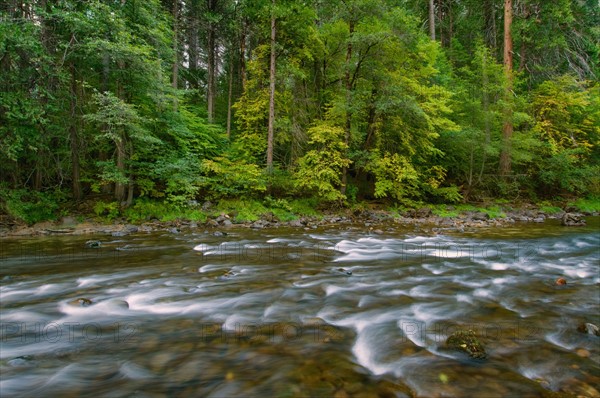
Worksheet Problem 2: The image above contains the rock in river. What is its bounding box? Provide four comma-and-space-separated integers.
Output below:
561, 213, 586, 226
446, 330, 487, 359
577, 323, 600, 336
85, 240, 102, 248
555, 277, 567, 286
68, 298, 93, 307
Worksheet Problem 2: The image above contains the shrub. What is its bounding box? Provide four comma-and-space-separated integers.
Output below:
0, 188, 61, 225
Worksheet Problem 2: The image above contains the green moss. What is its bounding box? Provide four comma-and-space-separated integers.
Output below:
271, 208, 297, 222
288, 198, 321, 217
482, 205, 506, 219
428, 203, 506, 218
216, 199, 267, 222
570, 197, 600, 213
431, 205, 459, 218
122, 199, 207, 223
446, 330, 487, 359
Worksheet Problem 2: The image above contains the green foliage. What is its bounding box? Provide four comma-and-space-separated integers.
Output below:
93, 201, 121, 221
569, 197, 600, 213
483, 205, 506, 219
427, 186, 463, 204
431, 205, 459, 218
0, 188, 61, 225
531, 76, 597, 155
216, 199, 267, 223
122, 199, 207, 223
537, 149, 600, 196
367, 151, 419, 201
288, 198, 321, 217
263, 196, 292, 212
295, 123, 350, 202
538, 202, 563, 214
200, 156, 267, 198
1, 0, 598, 211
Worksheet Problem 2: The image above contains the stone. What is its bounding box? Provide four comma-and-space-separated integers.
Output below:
289, 219, 303, 228
446, 329, 487, 359
577, 323, 600, 336
68, 297, 93, 307
124, 225, 138, 233
576, 349, 590, 358
471, 211, 490, 221
562, 213, 586, 226
555, 277, 567, 286
60, 216, 77, 226
106, 299, 129, 309
416, 207, 432, 218
85, 240, 102, 248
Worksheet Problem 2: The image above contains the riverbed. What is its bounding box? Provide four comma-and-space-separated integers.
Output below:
1, 218, 599, 397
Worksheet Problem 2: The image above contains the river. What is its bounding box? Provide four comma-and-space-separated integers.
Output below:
1, 218, 599, 397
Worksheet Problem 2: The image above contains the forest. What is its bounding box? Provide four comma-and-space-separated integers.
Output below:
1, 0, 599, 224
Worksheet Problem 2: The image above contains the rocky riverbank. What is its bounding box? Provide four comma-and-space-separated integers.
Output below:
1, 204, 596, 238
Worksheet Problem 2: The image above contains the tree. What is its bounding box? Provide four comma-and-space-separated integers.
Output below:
266, 0, 276, 174
429, 0, 435, 40
499, 0, 513, 176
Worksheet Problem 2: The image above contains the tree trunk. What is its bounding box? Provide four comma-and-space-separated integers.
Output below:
226, 48, 234, 138
478, 49, 491, 185
207, 0, 217, 123
364, 88, 377, 150
341, 20, 355, 196
429, 0, 435, 40
115, 134, 126, 202
115, 65, 127, 202
499, 0, 513, 176
125, 172, 134, 207
266, 1, 276, 173
437, 1, 443, 47
240, 19, 247, 91
484, 0, 497, 52
172, 0, 179, 111
69, 62, 82, 200
188, 0, 199, 89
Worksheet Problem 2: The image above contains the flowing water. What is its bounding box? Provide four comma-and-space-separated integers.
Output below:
1, 218, 599, 397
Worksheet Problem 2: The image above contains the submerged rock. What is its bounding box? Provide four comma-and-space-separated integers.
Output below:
555, 277, 567, 286
68, 297, 93, 307
85, 240, 102, 248
7, 355, 34, 367
577, 323, 600, 336
446, 330, 487, 359
337, 268, 352, 276
106, 299, 129, 309
220, 270, 236, 279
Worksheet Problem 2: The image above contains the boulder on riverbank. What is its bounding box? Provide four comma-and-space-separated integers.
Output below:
561, 213, 586, 226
